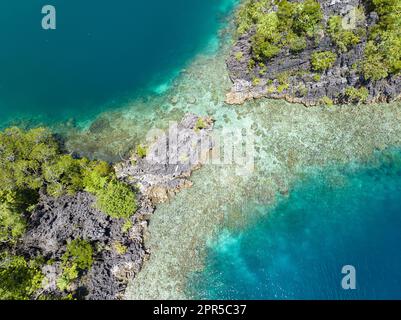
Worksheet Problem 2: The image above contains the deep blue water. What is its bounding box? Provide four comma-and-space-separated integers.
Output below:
0, 0, 236, 125
190, 150, 401, 299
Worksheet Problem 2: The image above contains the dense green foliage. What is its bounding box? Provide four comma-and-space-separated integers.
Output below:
327, 15, 362, 52
311, 51, 337, 72
235, 0, 401, 96
57, 239, 93, 291
136, 144, 148, 158
0, 127, 137, 245
362, 0, 401, 80
0, 253, 43, 300
237, 0, 323, 61
0, 128, 58, 243
96, 180, 138, 219
195, 118, 207, 131
344, 86, 369, 103
62, 239, 93, 270
0, 127, 139, 298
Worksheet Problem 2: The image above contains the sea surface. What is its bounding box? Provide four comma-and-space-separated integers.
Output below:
0, 0, 237, 126
189, 150, 401, 299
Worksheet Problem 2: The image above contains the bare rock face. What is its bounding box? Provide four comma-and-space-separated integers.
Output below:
115, 113, 214, 203
226, 0, 401, 106
19, 192, 147, 300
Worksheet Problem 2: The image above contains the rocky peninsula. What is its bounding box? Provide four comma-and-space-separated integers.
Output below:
226, 0, 401, 106
0, 114, 214, 300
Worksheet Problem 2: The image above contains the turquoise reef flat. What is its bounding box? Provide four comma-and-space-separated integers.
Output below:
189, 149, 401, 299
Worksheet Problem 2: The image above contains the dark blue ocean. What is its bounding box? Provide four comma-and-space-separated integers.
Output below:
0, 0, 236, 125
189, 150, 401, 299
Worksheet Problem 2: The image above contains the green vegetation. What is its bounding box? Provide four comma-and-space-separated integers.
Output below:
122, 219, 133, 234
0, 127, 57, 243
344, 86, 369, 104
0, 253, 43, 300
362, 0, 401, 80
362, 41, 390, 80
277, 83, 289, 93
237, 0, 323, 61
113, 242, 128, 255
136, 144, 148, 158
287, 32, 307, 53
235, 51, 244, 61
0, 127, 137, 244
57, 239, 93, 291
96, 180, 137, 219
195, 118, 207, 131
311, 51, 337, 72
0, 127, 138, 298
313, 74, 321, 82
252, 77, 261, 86
234, 0, 400, 105
0, 190, 28, 244
320, 96, 334, 106
43, 155, 88, 197
62, 239, 93, 270
327, 15, 362, 52
82, 161, 112, 194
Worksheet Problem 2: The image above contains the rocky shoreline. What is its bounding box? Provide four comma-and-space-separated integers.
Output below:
15, 114, 214, 300
225, 0, 401, 106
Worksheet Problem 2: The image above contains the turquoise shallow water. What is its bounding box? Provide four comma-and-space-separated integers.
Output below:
189, 149, 401, 300
0, 0, 236, 126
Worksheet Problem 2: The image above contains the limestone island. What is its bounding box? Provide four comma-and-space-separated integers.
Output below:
226, 0, 401, 105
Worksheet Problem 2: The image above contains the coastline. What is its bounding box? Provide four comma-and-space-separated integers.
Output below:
115, 16, 401, 299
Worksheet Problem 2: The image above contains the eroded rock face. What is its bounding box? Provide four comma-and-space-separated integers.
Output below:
19, 192, 147, 300
115, 113, 214, 204
226, 0, 401, 105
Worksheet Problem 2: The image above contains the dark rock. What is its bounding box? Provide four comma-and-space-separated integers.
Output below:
19, 192, 146, 300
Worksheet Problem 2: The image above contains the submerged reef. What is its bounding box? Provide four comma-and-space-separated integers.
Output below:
226, 0, 401, 105
0, 114, 213, 300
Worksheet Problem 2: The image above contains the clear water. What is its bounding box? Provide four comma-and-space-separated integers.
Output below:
0, 0, 237, 125
189, 149, 401, 300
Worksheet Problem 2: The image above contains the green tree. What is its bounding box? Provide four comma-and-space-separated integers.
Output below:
96, 180, 137, 219
0, 253, 43, 300
327, 15, 361, 52
311, 51, 337, 72
57, 239, 93, 292
362, 0, 401, 80
344, 86, 369, 104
